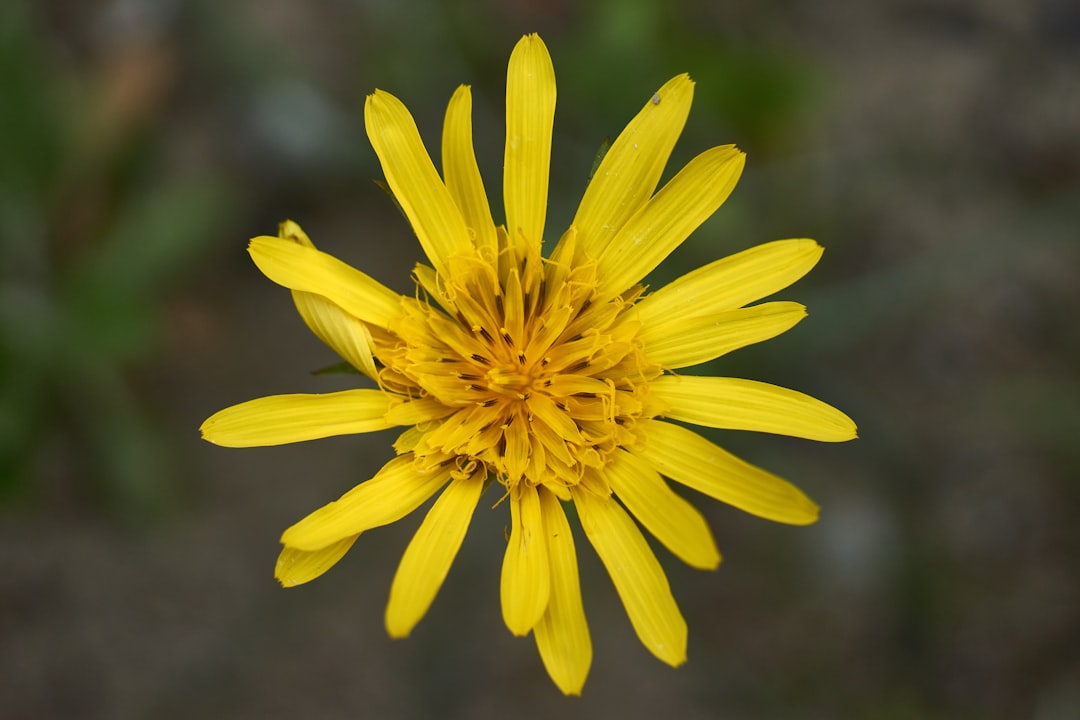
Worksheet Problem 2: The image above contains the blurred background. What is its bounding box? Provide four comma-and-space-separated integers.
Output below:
2, 0, 1078, 717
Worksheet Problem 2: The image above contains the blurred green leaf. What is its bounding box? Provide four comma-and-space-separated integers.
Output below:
0, 2, 64, 205
65, 179, 235, 361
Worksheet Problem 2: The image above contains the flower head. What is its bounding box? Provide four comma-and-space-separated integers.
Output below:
201, 34, 856, 694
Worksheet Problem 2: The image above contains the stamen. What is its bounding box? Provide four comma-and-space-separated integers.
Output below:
471, 353, 489, 364
500, 328, 514, 345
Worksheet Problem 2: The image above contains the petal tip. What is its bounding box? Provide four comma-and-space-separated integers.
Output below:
789, 501, 821, 526
385, 613, 414, 640
657, 644, 688, 668
198, 414, 231, 447
275, 572, 300, 588
836, 414, 859, 441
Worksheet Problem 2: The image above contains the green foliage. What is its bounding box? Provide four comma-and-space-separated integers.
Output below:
0, 2, 237, 515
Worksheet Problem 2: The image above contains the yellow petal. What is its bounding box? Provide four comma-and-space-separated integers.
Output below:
500, 484, 551, 636
596, 146, 744, 297
293, 291, 379, 380
573, 74, 694, 262
365, 89, 473, 276
383, 396, 457, 426
278, 219, 312, 246
525, 392, 583, 444
442, 85, 497, 259
503, 33, 556, 247
385, 472, 485, 638
635, 420, 819, 525
200, 390, 394, 447
640, 301, 807, 369
533, 486, 592, 695
607, 449, 720, 570
248, 236, 403, 328
571, 486, 687, 667
275, 535, 358, 587
281, 455, 453, 550
277, 219, 377, 379
636, 239, 824, 325
649, 375, 858, 442
503, 409, 530, 483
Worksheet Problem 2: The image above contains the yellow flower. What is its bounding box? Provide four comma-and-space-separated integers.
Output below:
201, 34, 856, 695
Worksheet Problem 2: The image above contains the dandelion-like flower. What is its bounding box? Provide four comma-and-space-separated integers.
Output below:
201, 34, 856, 694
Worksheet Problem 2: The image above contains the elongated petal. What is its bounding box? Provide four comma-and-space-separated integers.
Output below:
275, 535, 358, 587
607, 449, 720, 570
200, 390, 394, 447
293, 291, 379, 379
365, 90, 473, 276
534, 487, 592, 695
272, 220, 378, 377
596, 146, 744, 297
571, 486, 687, 667
385, 472, 485, 637
249, 236, 403, 328
384, 397, 457, 426
635, 420, 819, 524
443, 85, 497, 259
500, 484, 551, 636
640, 301, 806, 369
504, 34, 556, 247
636, 239, 823, 325
573, 74, 694, 261
281, 455, 453, 550
650, 376, 858, 442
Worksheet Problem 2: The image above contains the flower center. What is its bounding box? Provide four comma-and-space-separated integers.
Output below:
373, 240, 659, 495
